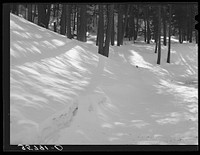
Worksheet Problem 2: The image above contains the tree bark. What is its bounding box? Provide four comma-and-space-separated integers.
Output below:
77, 6, 80, 40
157, 6, 161, 65
32, 5, 37, 23
53, 4, 57, 32
45, 4, 51, 29
121, 4, 130, 45
27, 4, 32, 22
167, 4, 172, 63
144, 7, 147, 43
134, 5, 139, 40
146, 6, 151, 44
117, 5, 123, 46
38, 4, 51, 29
104, 4, 114, 57
38, 5, 46, 27
60, 4, 66, 35
66, 5, 72, 39
179, 26, 182, 43
96, 15, 99, 46
98, 5, 104, 55
79, 5, 87, 42
163, 6, 167, 46
73, 5, 76, 36
111, 8, 115, 46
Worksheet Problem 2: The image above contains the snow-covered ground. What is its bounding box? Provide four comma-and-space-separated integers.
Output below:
10, 13, 198, 145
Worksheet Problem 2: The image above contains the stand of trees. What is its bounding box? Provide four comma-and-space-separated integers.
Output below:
10, 3, 198, 63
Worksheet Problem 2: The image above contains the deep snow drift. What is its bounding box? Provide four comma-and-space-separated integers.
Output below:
10, 13, 198, 145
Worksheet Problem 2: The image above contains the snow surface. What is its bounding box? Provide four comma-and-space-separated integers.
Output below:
10, 13, 198, 145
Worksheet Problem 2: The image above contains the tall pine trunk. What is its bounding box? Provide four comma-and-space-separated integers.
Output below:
154, 9, 158, 53
121, 5, 130, 45
134, 5, 139, 40
45, 4, 51, 29
98, 5, 104, 55
60, 4, 66, 35
38, 4, 51, 29
53, 4, 57, 32
79, 5, 87, 42
157, 6, 161, 65
163, 6, 167, 46
144, 8, 147, 43
179, 26, 183, 43
167, 4, 172, 63
32, 5, 37, 22
96, 15, 99, 46
128, 5, 135, 42
104, 5, 114, 57
73, 5, 76, 36
66, 5, 72, 39
117, 5, 123, 46
38, 5, 45, 27
27, 4, 32, 22
111, 9, 115, 46
77, 6, 80, 40
146, 6, 150, 44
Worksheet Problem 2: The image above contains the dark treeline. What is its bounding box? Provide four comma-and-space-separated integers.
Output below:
10, 3, 198, 64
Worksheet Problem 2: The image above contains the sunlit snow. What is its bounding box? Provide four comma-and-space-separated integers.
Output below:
10, 13, 198, 145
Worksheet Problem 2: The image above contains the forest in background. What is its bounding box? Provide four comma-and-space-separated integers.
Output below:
10, 3, 198, 64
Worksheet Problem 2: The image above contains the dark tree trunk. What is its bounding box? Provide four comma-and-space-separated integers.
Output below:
104, 4, 114, 57
96, 16, 99, 46
144, 8, 147, 43
38, 5, 46, 27
66, 5, 72, 39
155, 39, 158, 53
154, 9, 158, 53
117, 5, 123, 46
45, 4, 51, 29
73, 5, 76, 36
186, 5, 190, 42
98, 5, 104, 55
121, 5, 130, 45
179, 26, 183, 43
157, 6, 161, 65
134, 5, 139, 40
53, 4, 57, 32
167, 4, 172, 63
154, 25, 158, 53
60, 4, 66, 35
146, 6, 151, 44
111, 8, 115, 46
57, 4, 59, 30
163, 6, 167, 46
77, 6, 80, 40
127, 6, 133, 41
79, 5, 87, 42
27, 4, 32, 22
32, 5, 37, 23
38, 4, 51, 29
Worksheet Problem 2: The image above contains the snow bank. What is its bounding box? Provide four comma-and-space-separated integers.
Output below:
10, 13, 198, 145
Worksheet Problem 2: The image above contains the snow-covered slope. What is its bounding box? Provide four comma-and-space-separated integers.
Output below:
10, 13, 198, 145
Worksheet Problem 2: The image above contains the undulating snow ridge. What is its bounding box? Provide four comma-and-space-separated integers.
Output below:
10, 13, 198, 145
